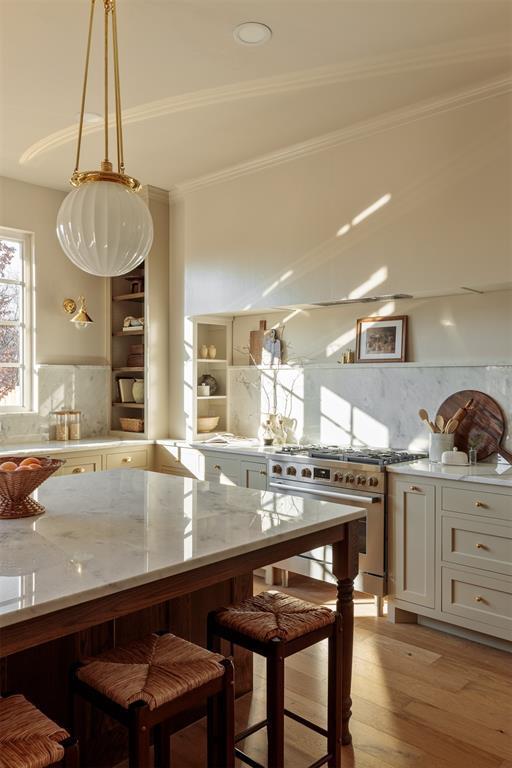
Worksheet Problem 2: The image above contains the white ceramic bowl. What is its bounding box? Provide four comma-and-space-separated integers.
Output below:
197, 416, 220, 433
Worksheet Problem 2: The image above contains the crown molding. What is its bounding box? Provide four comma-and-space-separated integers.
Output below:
19, 35, 510, 167
171, 75, 512, 197
142, 185, 171, 204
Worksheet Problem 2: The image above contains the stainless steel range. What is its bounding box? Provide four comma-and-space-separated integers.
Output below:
266, 446, 425, 602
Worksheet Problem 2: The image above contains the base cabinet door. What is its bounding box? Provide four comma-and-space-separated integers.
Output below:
393, 479, 436, 608
241, 460, 268, 490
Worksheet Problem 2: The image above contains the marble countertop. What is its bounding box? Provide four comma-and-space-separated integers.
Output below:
0, 469, 365, 628
0, 437, 153, 457
387, 458, 512, 487
158, 438, 274, 459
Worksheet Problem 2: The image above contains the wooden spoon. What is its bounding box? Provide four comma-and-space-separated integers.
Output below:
435, 414, 445, 433
445, 418, 460, 434
419, 409, 436, 432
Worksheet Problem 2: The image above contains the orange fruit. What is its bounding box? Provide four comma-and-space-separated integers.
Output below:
15, 465, 33, 471
20, 457, 42, 467
0, 462, 18, 472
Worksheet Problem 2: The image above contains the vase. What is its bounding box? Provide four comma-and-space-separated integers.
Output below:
199, 344, 208, 359
132, 379, 145, 404
208, 344, 217, 359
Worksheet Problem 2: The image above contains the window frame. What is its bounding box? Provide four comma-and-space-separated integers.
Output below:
0, 227, 34, 413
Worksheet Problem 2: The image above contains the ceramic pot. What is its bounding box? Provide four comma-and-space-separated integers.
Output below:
132, 379, 145, 404
208, 344, 217, 359
199, 344, 208, 359
429, 433, 454, 463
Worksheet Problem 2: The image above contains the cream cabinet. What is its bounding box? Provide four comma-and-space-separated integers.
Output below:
388, 473, 512, 642
390, 479, 436, 609
241, 460, 268, 490
53, 453, 103, 476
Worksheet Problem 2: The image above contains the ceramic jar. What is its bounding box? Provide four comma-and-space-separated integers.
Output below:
429, 433, 454, 462
208, 344, 217, 359
132, 379, 145, 404
199, 344, 208, 359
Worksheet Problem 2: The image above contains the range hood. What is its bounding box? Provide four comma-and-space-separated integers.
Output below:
311, 293, 413, 307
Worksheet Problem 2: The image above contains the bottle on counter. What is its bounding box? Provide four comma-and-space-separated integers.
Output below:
262, 420, 274, 446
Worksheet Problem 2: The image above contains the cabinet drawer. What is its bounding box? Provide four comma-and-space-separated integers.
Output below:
441, 567, 512, 632
441, 515, 512, 576
55, 454, 102, 476
105, 448, 148, 470
442, 486, 511, 521
205, 454, 240, 486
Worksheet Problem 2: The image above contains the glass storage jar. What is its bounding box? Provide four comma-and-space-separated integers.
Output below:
52, 410, 69, 441
68, 411, 82, 440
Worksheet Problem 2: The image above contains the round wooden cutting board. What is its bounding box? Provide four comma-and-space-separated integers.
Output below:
436, 389, 511, 462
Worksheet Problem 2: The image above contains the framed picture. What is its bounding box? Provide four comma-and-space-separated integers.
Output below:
356, 315, 407, 363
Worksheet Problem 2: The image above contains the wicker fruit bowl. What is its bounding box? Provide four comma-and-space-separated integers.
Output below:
0, 457, 65, 519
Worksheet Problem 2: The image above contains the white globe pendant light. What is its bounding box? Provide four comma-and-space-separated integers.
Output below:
56, 0, 153, 277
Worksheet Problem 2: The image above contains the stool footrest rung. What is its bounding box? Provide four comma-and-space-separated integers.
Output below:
235, 747, 266, 768
284, 708, 328, 737
307, 753, 332, 768
235, 718, 268, 742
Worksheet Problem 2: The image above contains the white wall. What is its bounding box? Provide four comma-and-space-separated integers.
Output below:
178, 93, 512, 317
232, 290, 512, 366
0, 176, 108, 364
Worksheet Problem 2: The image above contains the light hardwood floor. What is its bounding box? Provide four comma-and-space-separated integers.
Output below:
127, 574, 512, 768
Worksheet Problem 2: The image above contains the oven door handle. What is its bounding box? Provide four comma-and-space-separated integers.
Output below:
268, 482, 380, 504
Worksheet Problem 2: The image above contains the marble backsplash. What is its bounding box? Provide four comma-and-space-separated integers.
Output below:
228, 364, 512, 453
0, 365, 110, 443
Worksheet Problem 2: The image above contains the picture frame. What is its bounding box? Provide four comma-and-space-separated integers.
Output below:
355, 315, 408, 363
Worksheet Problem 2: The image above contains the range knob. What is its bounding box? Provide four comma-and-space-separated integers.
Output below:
356, 475, 367, 486
368, 476, 379, 487
345, 474, 355, 484
301, 468, 312, 478
287, 466, 297, 476
272, 464, 282, 475
333, 472, 341, 482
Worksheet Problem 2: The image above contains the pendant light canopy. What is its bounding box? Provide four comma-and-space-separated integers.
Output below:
56, 0, 153, 277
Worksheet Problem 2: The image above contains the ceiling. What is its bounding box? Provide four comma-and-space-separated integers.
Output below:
1, 0, 511, 192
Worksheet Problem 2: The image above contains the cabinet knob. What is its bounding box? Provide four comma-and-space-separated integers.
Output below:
475, 501, 487, 508
475, 542, 486, 550
214, 464, 221, 470
409, 485, 420, 492
122, 457, 133, 464
474, 595, 484, 603
259, 470, 267, 476
72, 466, 85, 474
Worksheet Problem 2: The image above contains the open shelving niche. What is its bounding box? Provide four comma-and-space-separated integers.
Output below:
108, 185, 171, 440
188, 317, 232, 441
110, 267, 147, 437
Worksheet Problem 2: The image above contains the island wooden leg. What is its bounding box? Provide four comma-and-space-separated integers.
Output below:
332, 521, 360, 746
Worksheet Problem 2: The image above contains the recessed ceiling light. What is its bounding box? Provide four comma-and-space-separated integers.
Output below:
75, 112, 102, 124
233, 22, 272, 46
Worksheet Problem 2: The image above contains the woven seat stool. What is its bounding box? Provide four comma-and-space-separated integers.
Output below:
70, 632, 234, 768
208, 591, 342, 768
0, 693, 79, 768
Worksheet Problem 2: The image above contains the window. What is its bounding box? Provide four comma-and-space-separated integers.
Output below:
0, 228, 33, 411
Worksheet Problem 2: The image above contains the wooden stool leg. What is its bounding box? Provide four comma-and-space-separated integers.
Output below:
128, 702, 151, 768
207, 659, 235, 768
154, 722, 172, 768
222, 659, 235, 768
266, 640, 285, 768
328, 615, 342, 768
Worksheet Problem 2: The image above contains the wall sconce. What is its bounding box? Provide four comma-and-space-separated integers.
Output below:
63, 296, 94, 330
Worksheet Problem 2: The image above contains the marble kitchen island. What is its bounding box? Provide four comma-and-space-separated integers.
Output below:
0, 469, 365, 764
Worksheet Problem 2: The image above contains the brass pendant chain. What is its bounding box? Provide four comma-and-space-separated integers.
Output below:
74, 0, 97, 176
71, 0, 139, 190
